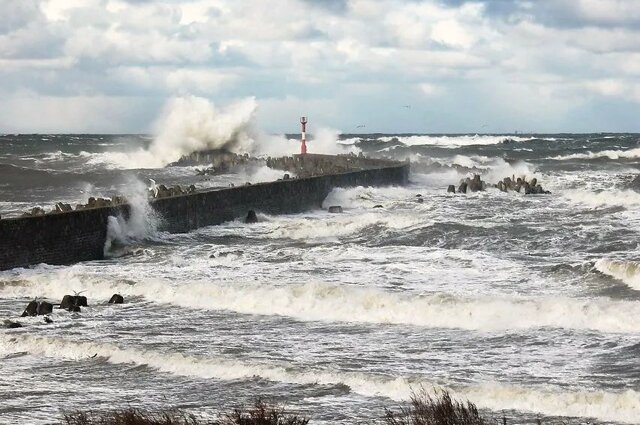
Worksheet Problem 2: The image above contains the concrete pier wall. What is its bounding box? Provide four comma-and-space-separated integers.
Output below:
0, 159, 409, 271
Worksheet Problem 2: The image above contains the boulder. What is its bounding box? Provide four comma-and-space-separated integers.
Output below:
447, 185, 456, 193
373, 204, 383, 208
283, 174, 290, 180
60, 295, 87, 309
36, 301, 53, 315
328, 206, 343, 213
108, 294, 124, 304
44, 316, 53, 324
21, 301, 38, 317
60, 295, 76, 310
468, 174, 484, 192
4, 320, 22, 328
458, 182, 468, 194
244, 210, 258, 224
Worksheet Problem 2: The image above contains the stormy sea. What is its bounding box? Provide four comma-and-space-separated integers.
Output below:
2, 132, 640, 424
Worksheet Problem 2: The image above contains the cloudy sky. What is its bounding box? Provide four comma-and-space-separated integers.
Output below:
1, 0, 639, 133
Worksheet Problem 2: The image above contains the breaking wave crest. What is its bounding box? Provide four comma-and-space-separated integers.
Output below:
552, 147, 640, 160
104, 179, 160, 255
382, 135, 534, 148
595, 259, 640, 290
5, 276, 640, 333
1, 334, 639, 423
562, 189, 640, 209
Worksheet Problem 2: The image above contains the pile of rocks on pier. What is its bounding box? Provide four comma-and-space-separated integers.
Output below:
148, 184, 196, 199
447, 174, 550, 195
19, 183, 198, 217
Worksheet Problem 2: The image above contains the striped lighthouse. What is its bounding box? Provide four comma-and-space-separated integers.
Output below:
300, 116, 307, 155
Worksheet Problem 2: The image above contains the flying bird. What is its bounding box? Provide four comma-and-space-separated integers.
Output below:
402, 105, 411, 109
356, 125, 366, 129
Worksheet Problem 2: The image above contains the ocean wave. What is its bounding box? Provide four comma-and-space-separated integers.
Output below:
4, 276, 640, 334
595, 259, 640, 290
551, 147, 640, 160
380, 135, 535, 148
562, 189, 640, 209
1, 334, 639, 423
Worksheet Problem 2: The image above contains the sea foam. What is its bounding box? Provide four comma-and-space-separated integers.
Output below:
4, 275, 640, 334
1, 334, 639, 423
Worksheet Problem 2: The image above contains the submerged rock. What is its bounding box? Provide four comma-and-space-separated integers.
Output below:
3, 320, 23, 328
245, 210, 258, 223
109, 294, 124, 304
36, 301, 53, 315
328, 206, 343, 213
60, 295, 87, 311
21, 301, 38, 317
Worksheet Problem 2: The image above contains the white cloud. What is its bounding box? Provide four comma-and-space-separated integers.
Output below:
0, 93, 153, 133
0, 0, 638, 132
418, 83, 441, 96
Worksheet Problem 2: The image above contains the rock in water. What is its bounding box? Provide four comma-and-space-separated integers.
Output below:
21, 301, 38, 317
373, 204, 383, 208
4, 320, 23, 328
458, 182, 468, 194
469, 174, 484, 192
328, 206, 343, 213
245, 210, 258, 223
60, 295, 76, 310
75, 296, 88, 307
36, 301, 53, 315
109, 294, 124, 304
447, 185, 456, 193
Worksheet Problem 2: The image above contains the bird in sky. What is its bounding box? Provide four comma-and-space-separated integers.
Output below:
402, 105, 411, 108
356, 124, 366, 129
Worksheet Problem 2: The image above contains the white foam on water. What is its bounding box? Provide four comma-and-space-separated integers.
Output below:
1, 334, 639, 423
595, 259, 640, 290
552, 147, 640, 160
562, 189, 640, 209
104, 179, 160, 255
381, 135, 534, 148
5, 274, 640, 334
84, 97, 358, 169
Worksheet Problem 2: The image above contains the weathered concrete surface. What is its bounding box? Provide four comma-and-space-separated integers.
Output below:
0, 156, 409, 271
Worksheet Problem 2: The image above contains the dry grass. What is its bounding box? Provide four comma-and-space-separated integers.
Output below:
220, 399, 309, 425
61, 400, 308, 425
62, 409, 203, 425
383, 389, 488, 425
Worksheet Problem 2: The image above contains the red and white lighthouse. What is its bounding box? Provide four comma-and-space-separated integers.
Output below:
300, 116, 308, 155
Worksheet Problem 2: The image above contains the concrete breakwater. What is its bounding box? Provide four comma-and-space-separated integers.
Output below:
0, 155, 409, 271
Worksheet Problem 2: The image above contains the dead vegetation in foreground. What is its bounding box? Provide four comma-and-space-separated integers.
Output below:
61, 391, 589, 425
